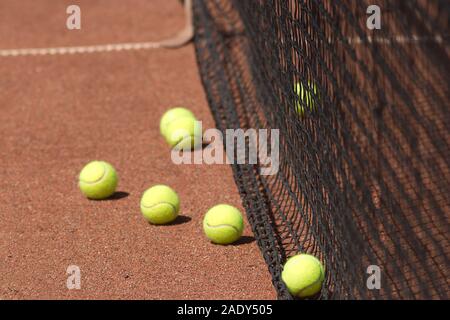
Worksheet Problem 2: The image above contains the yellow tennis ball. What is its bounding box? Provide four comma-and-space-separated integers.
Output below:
78, 161, 118, 200
281, 254, 325, 298
203, 204, 244, 245
164, 116, 202, 150
294, 81, 319, 116
160, 107, 196, 137
140, 185, 180, 225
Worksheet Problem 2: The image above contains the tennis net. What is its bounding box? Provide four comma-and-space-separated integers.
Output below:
193, 0, 449, 299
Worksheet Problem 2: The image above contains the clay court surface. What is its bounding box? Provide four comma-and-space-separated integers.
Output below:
0, 0, 276, 299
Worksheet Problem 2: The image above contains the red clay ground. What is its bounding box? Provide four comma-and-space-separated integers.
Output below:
0, 0, 276, 299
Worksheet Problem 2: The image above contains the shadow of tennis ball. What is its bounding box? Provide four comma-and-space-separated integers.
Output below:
294, 81, 320, 117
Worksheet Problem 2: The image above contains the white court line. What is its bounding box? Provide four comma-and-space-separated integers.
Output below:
0, 0, 194, 57
0, 42, 163, 57
345, 35, 445, 44
0, 35, 446, 58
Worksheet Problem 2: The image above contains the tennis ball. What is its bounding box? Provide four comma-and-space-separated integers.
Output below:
140, 185, 180, 225
203, 204, 244, 245
164, 116, 202, 150
78, 161, 118, 200
294, 81, 319, 116
281, 254, 325, 298
160, 107, 196, 137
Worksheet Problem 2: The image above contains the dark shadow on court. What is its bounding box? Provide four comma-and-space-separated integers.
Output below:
98, 191, 130, 201
233, 235, 256, 246
149, 215, 192, 226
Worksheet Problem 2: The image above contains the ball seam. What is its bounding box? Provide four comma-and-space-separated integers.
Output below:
140, 202, 177, 211
204, 223, 240, 234
79, 162, 109, 185
296, 261, 325, 297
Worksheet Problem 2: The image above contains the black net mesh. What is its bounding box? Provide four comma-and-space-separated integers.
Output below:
192, 0, 449, 299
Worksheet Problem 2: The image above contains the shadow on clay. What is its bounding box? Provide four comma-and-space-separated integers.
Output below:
232, 235, 256, 246
170, 215, 192, 225
149, 215, 192, 226
92, 191, 130, 201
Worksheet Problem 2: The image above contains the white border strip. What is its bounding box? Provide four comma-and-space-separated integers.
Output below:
0, 0, 194, 57
0, 35, 445, 58
0, 42, 163, 57
346, 35, 445, 44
